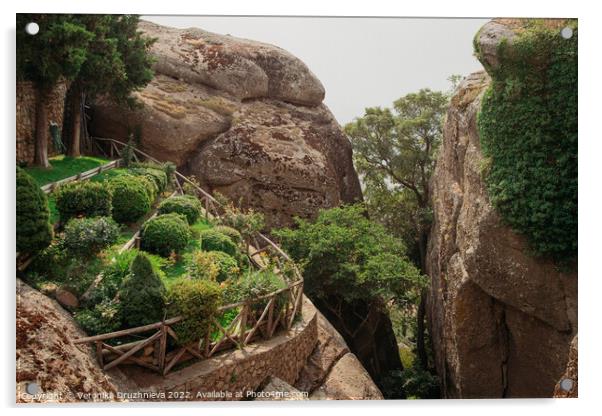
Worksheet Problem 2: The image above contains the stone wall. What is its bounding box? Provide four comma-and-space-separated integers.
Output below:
113, 298, 319, 401
16, 80, 68, 165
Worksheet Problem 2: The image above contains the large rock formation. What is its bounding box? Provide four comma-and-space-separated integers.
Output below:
16, 279, 121, 403
90, 21, 362, 229
426, 20, 577, 399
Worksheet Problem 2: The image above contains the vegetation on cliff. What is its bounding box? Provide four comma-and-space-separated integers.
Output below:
476, 20, 578, 259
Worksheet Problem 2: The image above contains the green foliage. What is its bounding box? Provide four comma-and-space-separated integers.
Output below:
158, 195, 201, 225
16, 167, 53, 253
118, 253, 166, 328
188, 250, 240, 283
141, 213, 191, 257
213, 225, 242, 245
223, 270, 287, 313
274, 205, 425, 306
120, 139, 136, 168
23, 155, 109, 186
476, 21, 578, 258
393, 366, 441, 399
199, 229, 238, 257
166, 278, 222, 345
214, 194, 265, 245
130, 166, 168, 194
75, 299, 121, 335
62, 216, 119, 257
108, 174, 153, 223
55, 180, 112, 223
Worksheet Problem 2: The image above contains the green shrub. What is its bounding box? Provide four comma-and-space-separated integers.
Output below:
166, 278, 222, 345
476, 21, 577, 259
141, 213, 191, 257
158, 195, 201, 225
75, 299, 122, 335
118, 253, 166, 328
214, 195, 265, 245
109, 175, 153, 223
55, 180, 112, 223
224, 270, 286, 313
188, 250, 240, 283
62, 216, 119, 257
199, 229, 238, 257
130, 167, 168, 194
213, 225, 242, 245
16, 167, 53, 253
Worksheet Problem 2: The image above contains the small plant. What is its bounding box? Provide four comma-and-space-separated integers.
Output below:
199, 229, 238, 257
75, 299, 122, 335
55, 180, 112, 223
224, 270, 286, 313
158, 195, 202, 225
214, 194, 265, 248
213, 225, 242, 245
108, 174, 153, 223
188, 251, 240, 283
120, 139, 136, 168
141, 213, 191, 257
16, 167, 53, 253
62, 216, 120, 257
182, 174, 202, 196
166, 278, 222, 345
118, 253, 166, 328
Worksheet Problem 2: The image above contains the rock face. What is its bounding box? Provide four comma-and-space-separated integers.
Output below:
90, 20, 362, 229
426, 21, 577, 398
16, 279, 120, 403
553, 335, 578, 398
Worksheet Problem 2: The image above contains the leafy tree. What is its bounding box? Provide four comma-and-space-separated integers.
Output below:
344, 89, 448, 369
17, 14, 93, 167
16, 167, 53, 253
63, 15, 155, 157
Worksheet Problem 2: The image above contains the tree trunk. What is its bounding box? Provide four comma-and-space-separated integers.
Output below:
34, 86, 51, 168
66, 85, 82, 157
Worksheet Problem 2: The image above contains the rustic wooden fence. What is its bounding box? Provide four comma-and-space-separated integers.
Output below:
40, 159, 121, 194
73, 137, 305, 375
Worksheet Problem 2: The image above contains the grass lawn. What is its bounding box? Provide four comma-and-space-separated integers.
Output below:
24, 155, 110, 186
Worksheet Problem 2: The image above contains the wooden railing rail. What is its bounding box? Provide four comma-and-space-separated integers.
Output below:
40, 159, 120, 194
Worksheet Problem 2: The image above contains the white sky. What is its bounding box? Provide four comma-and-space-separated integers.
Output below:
143, 16, 489, 125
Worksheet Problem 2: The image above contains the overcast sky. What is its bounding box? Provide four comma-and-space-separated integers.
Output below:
143, 16, 489, 125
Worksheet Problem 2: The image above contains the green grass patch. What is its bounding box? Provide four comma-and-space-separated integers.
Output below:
25, 155, 109, 186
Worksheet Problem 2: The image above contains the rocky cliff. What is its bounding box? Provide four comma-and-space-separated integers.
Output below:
426, 19, 577, 398
90, 21, 362, 230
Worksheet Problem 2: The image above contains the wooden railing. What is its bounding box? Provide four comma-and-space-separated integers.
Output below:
40, 159, 120, 194
73, 137, 305, 375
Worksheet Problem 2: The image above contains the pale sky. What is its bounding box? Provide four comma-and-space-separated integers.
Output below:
143, 16, 489, 125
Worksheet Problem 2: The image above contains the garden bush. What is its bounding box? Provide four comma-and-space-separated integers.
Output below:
213, 225, 242, 245
141, 213, 191, 257
188, 250, 240, 283
108, 175, 153, 223
158, 195, 201, 225
118, 253, 166, 328
476, 21, 577, 258
16, 167, 53, 253
224, 270, 286, 313
214, 194, 265, 246
166, 278, 222, 345
130, 167, 168, 194
199, 229, 238, 257
74, 299, 122, 335
55, 180, 112, 223
62, 216, 119, 257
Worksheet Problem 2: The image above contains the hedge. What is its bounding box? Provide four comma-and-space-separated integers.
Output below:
157, 195, 201, 225
213, 225, 242, 245
199, 229, 238, 257
109, 175, 153, 224
55, 180, 112, 223
130, 167, 168, 194
62, 216, 120, 257
16, 167, 53, 253
141, 213, 191, 257
188, 250, 240, 282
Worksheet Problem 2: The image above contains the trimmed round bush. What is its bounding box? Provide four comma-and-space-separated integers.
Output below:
213, 225, 242, 245
199, 229, 238, 257
16, 167, 53, 253
55, 180, 112, 223
158, 195, 201, 225
74, 299, 121, 335
63, 216, 119, 257
166, 278, 222, 345
141, 213, 191, 257
130, 167, 167, 194
188, 250, 240, 283
118, 253, 166, 328
109, 175, 153, 223
224, 270, 286, 313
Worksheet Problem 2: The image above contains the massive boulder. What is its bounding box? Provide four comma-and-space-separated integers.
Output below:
90, 20, 362, 229
426, 20, 577, 399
